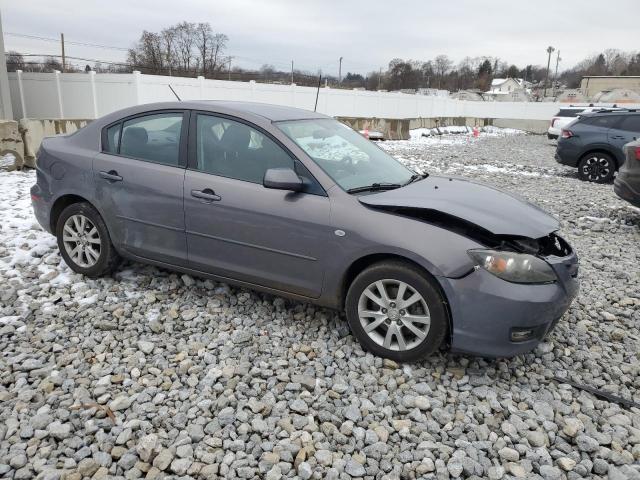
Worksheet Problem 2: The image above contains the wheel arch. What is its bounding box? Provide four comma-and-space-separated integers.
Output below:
50, 194, 92, 233
339, 253, 453, 343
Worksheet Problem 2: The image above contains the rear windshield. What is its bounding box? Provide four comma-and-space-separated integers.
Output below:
556, 109, 583, 117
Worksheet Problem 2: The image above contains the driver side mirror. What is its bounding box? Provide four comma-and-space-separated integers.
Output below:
263, 168, 303, 192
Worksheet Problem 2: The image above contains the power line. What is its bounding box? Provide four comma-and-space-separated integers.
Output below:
5, 32, 129, 51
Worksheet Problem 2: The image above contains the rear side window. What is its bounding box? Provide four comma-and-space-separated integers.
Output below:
120, 113, 183, 166
557, 109, 583, 117
580, 115, 621, 128
104, 124, 121, 153
617, 115, 640, 133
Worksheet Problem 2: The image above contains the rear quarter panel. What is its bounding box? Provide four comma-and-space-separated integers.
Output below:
37, 135, 101, 231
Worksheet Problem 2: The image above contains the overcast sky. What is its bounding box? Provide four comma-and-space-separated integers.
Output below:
2, 0, 637, 75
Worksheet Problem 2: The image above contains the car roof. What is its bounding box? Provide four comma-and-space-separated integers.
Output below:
579, 108, 638, 117
152, 100, 330, 122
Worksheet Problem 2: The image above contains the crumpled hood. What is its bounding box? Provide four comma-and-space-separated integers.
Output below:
359, 176, 560, 238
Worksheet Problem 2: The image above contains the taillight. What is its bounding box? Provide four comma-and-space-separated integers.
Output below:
635, 146, 640, 160
561, 129, 574, 139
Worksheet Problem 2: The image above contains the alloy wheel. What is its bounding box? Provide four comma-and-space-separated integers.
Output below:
357, 279, 431, 351
581, 156, 611, 181
62, 214, 102, 268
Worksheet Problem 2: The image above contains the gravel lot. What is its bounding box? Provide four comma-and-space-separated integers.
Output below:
1, 131, 639, 480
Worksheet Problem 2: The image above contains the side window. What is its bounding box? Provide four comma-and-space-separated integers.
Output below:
195, 114, 294, 184
617, 115, 640, 133
104, 123, 121, 153
582, 115, 621, 128
119, 113, 183, 166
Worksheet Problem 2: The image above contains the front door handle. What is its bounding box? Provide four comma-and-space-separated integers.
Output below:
191, 188, 221, 202
99, 170, 123, 182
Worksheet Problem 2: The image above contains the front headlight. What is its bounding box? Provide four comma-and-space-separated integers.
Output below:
468, 249, 557, 284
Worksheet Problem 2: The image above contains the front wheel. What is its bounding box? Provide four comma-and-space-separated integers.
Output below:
578, 153, 615, 183
345, 261, 449, 362
56, 202, 120, 278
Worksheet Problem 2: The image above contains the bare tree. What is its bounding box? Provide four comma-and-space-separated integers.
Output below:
5, 51, 25, 72
433, 55, 453, 88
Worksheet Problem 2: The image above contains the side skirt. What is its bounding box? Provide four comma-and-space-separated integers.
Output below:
116, 249, 341, 310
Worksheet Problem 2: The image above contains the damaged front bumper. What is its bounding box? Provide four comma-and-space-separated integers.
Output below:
438, 250, 579, 358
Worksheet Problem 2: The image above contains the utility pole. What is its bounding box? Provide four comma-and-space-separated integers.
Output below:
227, 57, 232, 81
338, 56, 343, 85
543, 46, 555, 99
291, 60, 294, 84
60, 33, 66, 72
553, 50, 561, 98
0, 8, 14, 119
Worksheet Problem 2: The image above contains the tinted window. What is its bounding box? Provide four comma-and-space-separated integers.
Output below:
580, 115, 621, 128
617, 115, 640, 133
104, 123, 121, 153
557, 109, 583, 117
119, 113, 183, 166
196, 114, 293, 183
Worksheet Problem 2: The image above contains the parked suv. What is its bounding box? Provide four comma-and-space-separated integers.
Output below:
547, 105, 614, 140
555, 109, 640, 183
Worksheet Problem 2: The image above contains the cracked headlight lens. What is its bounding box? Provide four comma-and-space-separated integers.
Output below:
468, 249, 557, 284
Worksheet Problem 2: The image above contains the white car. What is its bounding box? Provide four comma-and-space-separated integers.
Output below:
548, 105, 619, 139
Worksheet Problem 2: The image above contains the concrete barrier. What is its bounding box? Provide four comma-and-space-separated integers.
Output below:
0, 120, 24, 168
19, 118, 90, 167
12, 115, 547, 166
338, 117, 411, 140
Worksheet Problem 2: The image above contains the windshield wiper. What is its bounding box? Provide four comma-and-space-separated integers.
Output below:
346, 182, 403, 194
403, 172, 429, 186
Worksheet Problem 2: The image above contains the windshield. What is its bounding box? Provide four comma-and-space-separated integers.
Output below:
276, 118, 414, 191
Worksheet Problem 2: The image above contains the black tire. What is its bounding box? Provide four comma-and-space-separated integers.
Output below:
345, 261, 448, 362
56, 202, 120, 278
578, 152, 616, 183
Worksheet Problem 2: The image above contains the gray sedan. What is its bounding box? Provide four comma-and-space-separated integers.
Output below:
31, 101, 579, 361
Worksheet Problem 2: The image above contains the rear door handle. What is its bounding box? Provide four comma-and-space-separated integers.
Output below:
191, 188, 221, 202
99, 170, 123, 182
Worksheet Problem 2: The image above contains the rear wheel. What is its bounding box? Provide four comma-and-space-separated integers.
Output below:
56, 202, 120, 278
578, 153, 615, 183
345, 261, 448, 362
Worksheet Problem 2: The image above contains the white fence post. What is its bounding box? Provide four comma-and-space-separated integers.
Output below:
54, 70, 64, 118
133, 71, 142, 104
89, 70, 98, 118
198, 75, 205, 99
15, 69, 26, 118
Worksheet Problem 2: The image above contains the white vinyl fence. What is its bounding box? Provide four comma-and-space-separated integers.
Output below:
6, 70, 596, 122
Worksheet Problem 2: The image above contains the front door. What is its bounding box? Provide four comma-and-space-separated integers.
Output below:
183, 113, 330, 298
608, 114, 640, 162
94, 111, 188, 264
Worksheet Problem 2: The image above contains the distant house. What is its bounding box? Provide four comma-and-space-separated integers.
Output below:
484, 78, 530, 102
489, 78, 524, 94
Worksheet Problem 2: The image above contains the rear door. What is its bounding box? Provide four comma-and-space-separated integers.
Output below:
183, 112, 330, 298
94, 110, 189, 264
